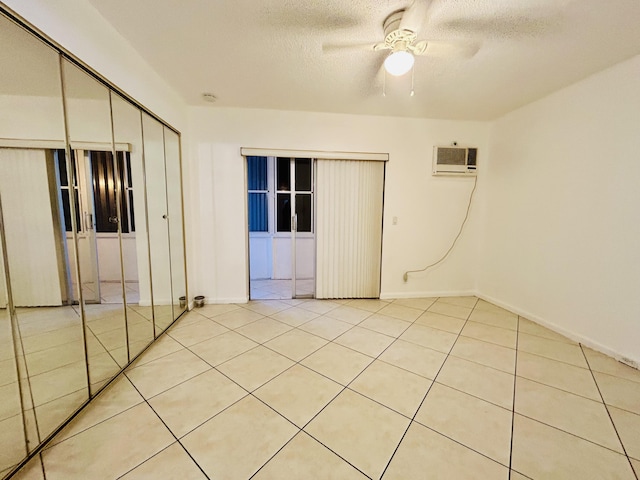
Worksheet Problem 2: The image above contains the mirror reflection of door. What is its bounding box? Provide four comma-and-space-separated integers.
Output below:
56, 149, 138, 306
0, 147, 90, 450
87, 150, 138, 306
248, 156, 315, 300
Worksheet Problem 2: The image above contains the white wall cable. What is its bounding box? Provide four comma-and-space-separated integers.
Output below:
403, 175, 478, 282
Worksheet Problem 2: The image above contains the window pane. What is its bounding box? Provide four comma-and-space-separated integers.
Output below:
70, 150, 78, 187
129, 190, 136, 232
60, 190, 80, 232
276, 157, 290, 191
247, 156, 267, 190
91, 151, 118, 233
61, 190, 72, 232
295, 194, 312, 232
56, 149, 68, 186
125, 152, 133, 188
276, 193, 291, 232
56, 149, 78, 187
116, 152, 130, 233
295, 158, 312, 192
248, 192, 268, 232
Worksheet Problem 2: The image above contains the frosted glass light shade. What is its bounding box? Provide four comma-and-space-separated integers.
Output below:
384, 50, 415, 76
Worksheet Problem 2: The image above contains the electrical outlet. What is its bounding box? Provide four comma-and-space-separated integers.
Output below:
392, 216, 398, 225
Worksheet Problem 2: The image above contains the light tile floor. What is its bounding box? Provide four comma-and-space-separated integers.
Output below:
250, 279, 314, 300
0, 296, 176, 476
9, 296, 640, 479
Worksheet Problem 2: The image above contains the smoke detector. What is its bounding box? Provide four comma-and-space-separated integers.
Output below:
202, 93, 217, 103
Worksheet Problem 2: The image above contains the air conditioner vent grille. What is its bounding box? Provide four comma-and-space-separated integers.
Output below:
433, 146, 478, 175
437, 148, 466, 166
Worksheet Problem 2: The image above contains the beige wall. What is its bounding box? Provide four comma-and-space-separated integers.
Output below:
479, 54, 640, 365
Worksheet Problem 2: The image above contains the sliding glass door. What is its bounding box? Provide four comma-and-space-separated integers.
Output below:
248, 156, 315, 299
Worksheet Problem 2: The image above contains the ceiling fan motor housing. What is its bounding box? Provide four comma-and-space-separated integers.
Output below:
383, 10, 418, 51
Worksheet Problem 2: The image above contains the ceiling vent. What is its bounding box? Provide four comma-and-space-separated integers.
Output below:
433, 146, 477, 175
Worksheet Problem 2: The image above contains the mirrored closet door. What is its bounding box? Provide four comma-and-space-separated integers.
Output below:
0, 13, 89, 473
141, 114, 173, 336
62, 59, 129, 395
164, 128, 187, 321
0, 8, 188, 478
0, 207, 27, 477
110, 93, 155, 361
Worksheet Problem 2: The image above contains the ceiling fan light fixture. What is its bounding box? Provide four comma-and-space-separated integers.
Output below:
384, 50, 415, 76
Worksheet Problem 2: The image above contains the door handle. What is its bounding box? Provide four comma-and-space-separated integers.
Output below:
291, 215, 297, 232
85, 212, 94, 231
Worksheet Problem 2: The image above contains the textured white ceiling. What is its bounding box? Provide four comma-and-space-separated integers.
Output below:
87, 0, 640, 120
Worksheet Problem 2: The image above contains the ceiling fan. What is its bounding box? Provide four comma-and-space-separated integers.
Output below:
324, 0, 480, 77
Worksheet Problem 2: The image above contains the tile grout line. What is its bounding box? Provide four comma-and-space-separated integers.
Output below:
379, 297, 491, 479
36, 297, 599, 479
34, 298, 638, 478
247, 427, 372, 480
38, 451, 46, 480
187, 300, 430, 356
220, 302, 419, 479
579, 344, 639, 480
332, 310, 519, 474
35, 298, 520, 478
122, 377, 213, 480
14, 312, 45, 453
85, 323, 128, 382
179, 344, 373, 479
509, 374, 624, 408
508, 315, 521, 479
51, 307, 576, 479
297, 299, 523, 477
311, 308, 422, 425
511, 411, 637, 456
257, 305, 422, 479
514, 348, 594, 371
113, 442, 185, 479
43, 396, 142, 449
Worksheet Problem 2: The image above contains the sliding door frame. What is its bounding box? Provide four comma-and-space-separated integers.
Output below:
242, 147, 388, 301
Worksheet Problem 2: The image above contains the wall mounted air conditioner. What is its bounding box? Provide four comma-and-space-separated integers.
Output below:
432, 146, 478, 175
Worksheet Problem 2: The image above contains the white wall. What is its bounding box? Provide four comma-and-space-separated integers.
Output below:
2, 0, 186, 131
249, 235, 272, 280
0, 95, 64, 141
479, 54, 640, 365
96, 236, 138, 282
187, 107, 490, 302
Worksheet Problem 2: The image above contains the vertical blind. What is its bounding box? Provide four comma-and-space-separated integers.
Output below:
315, 159, 385, 299
0, 149, 64, 306
247, 156, 268, 232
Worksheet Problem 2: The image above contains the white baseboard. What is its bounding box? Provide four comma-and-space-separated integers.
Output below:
380, 290, 477, 300
476, 292, 640, 369
204, 296, 249, 305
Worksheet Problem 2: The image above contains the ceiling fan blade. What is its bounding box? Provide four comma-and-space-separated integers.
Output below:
413, 40, 480, 58
439, 14, 563, 39
322, 42, 387, 54
399, 0, 433, 34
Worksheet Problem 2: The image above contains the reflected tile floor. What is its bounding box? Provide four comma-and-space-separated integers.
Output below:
80, 281, 140, 304
10, 297, 640, 479
3, 300, 157, 468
